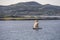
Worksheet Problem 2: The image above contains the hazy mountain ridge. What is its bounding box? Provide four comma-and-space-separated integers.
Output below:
0, 1, 60, 17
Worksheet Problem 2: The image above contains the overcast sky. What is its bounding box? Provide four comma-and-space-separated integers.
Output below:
0, 0, 60, 6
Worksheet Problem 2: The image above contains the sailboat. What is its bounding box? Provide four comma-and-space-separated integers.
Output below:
33, 20, 42, 30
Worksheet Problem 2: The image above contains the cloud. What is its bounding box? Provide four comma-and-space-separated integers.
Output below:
0, 0, 60, 6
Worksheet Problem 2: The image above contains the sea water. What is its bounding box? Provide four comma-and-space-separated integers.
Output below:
0, 20, 60, 40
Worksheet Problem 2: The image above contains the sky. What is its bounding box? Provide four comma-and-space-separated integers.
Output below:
0, 0, 60, 6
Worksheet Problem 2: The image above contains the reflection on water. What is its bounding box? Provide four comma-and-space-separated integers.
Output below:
0, 20, 60, 40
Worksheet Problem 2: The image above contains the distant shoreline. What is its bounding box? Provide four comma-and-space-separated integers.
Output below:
0, 17, 60, 20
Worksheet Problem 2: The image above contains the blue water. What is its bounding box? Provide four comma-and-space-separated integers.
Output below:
0, 20, 60, 40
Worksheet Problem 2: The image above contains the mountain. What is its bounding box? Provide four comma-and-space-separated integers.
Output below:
0, 1, 60, 17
